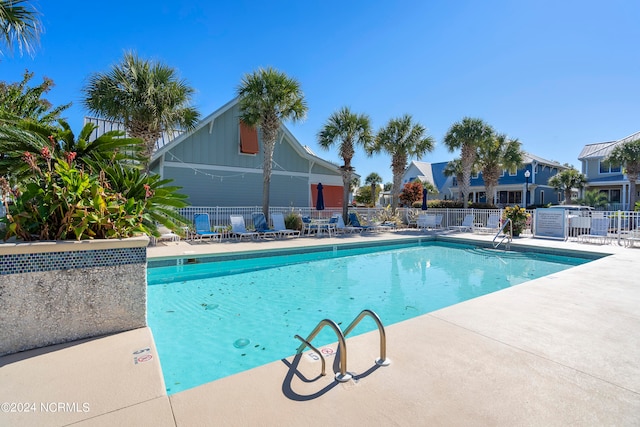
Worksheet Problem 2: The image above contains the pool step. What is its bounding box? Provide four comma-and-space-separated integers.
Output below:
465, 247, 529, 259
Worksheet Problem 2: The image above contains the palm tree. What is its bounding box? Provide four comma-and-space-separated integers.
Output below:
367, 114, 434, 208
607, 138, 640, 210
237, 67, 307, 220
579, 189, 609, 209
548, 168, 587, 204
476, 132, 523, 205
443, 117, 494, 208
82, 51, 200, 172
443, 158, 464, 201
365, 172, 383, 207
317, 107, 372, 220
0, 0, 41, 56
0, 70, 70, 124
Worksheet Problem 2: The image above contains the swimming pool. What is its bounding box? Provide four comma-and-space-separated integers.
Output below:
147, 240, 593, 394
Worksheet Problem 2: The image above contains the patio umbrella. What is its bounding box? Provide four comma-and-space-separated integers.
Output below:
421, 188, 428, 210
316, 183, 325, 212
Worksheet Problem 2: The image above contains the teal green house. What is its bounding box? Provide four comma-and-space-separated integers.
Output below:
88, 98, 346, 207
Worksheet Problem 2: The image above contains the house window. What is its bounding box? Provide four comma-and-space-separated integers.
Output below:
471, 172, 479, 179
498, 191, 522, 205
557, 192, 562, 203
500, 169, 505, 177
239, 121, 259, 154
610, 189, 621, 202
599, 160, 621, 174
508, 167, 517, 176
540, 190, 544, 205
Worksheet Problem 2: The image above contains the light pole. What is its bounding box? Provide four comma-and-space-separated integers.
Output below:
524, 170, 531, 208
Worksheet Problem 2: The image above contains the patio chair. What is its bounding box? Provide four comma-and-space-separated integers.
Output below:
192, 213, 221, 242
406, 209, 419, 228
578, 217, 610, 244
271, 212, 300, 238
474, 214, 500, 234
301, 215, 318, 236
230, 215, 260, 241
448, 214, 475, 232
252, 212, 279, 239
434, 214, 443, 229
624, 229, 640, 248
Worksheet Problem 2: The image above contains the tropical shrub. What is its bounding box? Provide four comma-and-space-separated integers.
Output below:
285, 212, 302, 231
0, 134, 189, 241
373, 205, 401, 225
502, 205, 530, 236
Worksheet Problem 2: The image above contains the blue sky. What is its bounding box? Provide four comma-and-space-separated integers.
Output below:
2, 0, 639, 186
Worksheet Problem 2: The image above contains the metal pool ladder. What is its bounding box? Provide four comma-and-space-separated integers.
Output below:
493, 218, 512, 250
294, 309, 391, 382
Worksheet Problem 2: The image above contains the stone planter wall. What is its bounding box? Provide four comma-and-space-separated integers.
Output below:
0, 237, 148, 356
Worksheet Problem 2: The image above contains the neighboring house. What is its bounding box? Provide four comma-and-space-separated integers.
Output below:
445, 152, 567, 207
401, 161, 453, 200
578, 130, 639, 210
87, 98, 347, 208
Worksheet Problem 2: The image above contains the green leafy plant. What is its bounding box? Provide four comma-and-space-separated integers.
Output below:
284, 212, 302, 231
502, 205, 530, 236
0, 133, 189, 241
373, 205, 401, 225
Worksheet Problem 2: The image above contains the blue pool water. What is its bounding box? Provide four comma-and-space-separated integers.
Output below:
147, 241, 591, 394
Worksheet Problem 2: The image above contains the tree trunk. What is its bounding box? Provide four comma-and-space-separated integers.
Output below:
341, 166, 351, 222
628, 172, 638, 211
460, 145, 476, 209
391, 154, 406, 209
564, 188, 572, 204
370, 183, 377, 207
127, 122, 162, 174
261, 114, 279, 223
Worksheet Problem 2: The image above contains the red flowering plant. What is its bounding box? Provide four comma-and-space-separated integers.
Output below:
0, 124, 189, 241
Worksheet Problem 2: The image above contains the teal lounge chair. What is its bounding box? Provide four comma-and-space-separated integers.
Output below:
193, 213, 221, 242
252, 212, 279, 239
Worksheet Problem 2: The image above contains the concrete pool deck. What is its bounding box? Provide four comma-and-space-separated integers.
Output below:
1, 231, 639, 426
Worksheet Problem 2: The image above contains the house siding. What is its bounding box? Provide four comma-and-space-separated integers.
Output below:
152, 100, 343, 207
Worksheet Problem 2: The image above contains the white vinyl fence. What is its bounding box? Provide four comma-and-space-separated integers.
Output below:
178, 206, 640, 246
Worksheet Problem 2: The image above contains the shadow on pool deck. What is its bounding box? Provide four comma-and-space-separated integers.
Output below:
1, 232, 639, 426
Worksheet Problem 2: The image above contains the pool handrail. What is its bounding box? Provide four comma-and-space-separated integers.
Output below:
295, 318, 352, 382
343, 309, 391, 367
493, 218, 513, 249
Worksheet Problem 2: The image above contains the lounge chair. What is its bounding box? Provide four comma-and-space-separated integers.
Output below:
448, 214, 475, 232
230, 215, 260, 241
474, 214, 500, 234
252, 212, 279, 239
334, 214, 362, 234
578, 217, 610, 244
417, 214, 436, 230
271, 212, 300, 238
348, 212, 374, 232
192, 213, 221, 242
